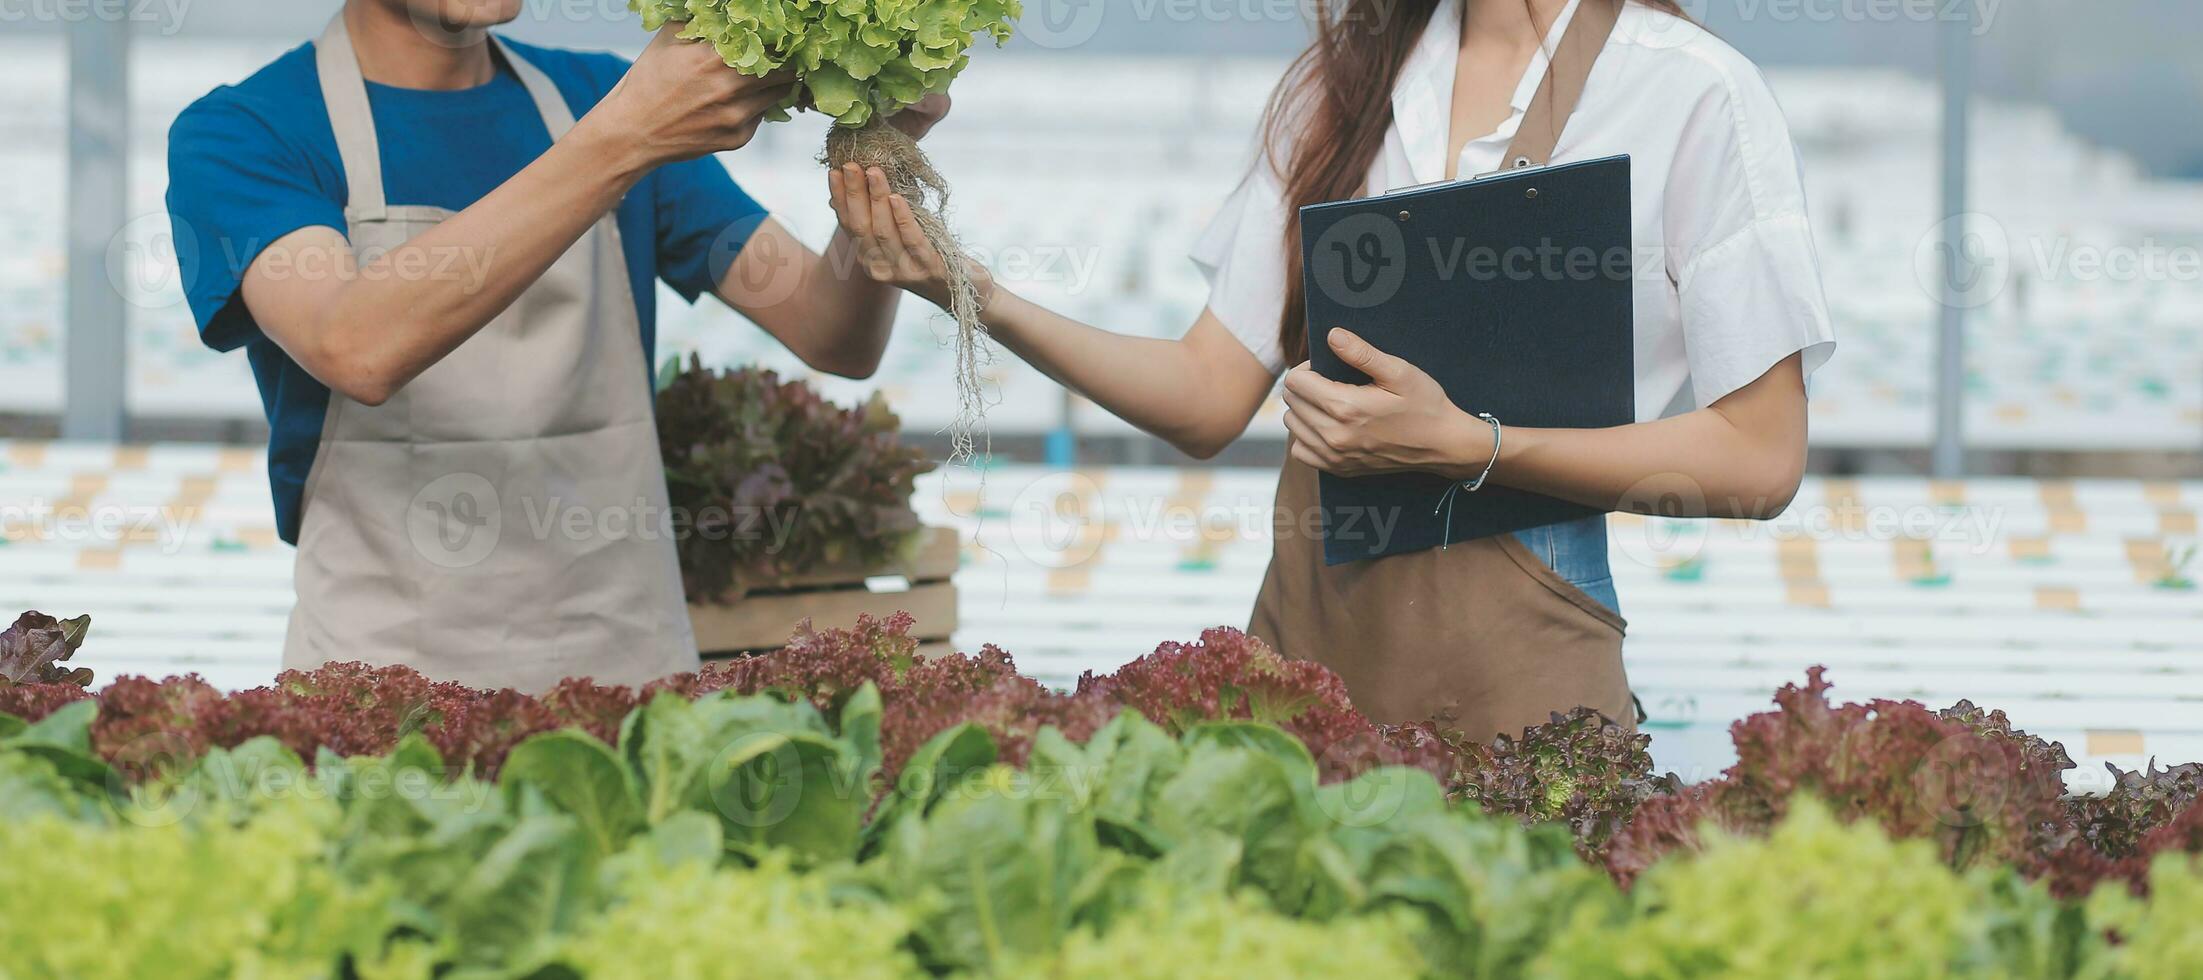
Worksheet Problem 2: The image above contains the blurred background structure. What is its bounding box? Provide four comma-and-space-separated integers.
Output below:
2, 0, 2197, 781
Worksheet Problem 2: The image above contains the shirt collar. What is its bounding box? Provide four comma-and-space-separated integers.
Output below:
1389, 0, 1587, 186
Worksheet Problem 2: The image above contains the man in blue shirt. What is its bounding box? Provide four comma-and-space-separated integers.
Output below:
166, 0, 941, 690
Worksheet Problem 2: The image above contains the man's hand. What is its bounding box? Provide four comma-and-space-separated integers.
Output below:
1281, 328, 1489, 479
885, 94, 953, 141
586, 26, 797, 170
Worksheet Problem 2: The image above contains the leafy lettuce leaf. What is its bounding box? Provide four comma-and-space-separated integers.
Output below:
628, 0, 1023, 127
0, 611, 92, 687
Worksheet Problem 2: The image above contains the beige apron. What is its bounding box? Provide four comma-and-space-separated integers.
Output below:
282, 16, 699, 691
1250, 0, 1632, 741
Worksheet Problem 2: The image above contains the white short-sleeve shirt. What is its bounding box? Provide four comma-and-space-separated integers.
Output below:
1192, 0, 1837, 421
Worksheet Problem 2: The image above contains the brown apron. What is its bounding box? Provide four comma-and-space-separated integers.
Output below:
1249, 0, 1632, 741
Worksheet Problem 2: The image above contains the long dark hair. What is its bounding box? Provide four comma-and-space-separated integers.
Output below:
1259, 0, 1687, 364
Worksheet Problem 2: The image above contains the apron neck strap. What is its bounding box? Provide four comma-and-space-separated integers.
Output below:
490, 35, 578, 140
1502, 0, 1623, 170
316, 14, 387, 222
315, 15, 579, 223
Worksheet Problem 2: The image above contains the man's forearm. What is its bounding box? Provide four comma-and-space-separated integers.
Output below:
806, 224, 907, 374
294, 116, 648, 401
816, 225, 903, 350
724, 223, 901, 379
245, 25, 796, 404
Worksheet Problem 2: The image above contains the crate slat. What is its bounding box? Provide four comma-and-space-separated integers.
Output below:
691, 582, 958, 656
688, 527, 961, 656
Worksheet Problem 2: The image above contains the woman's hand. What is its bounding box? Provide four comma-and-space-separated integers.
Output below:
1281, 328, 1492, 480
827, 162, 994, 312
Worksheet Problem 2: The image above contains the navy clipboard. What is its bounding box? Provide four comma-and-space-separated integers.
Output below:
1300, 154, 1636, 566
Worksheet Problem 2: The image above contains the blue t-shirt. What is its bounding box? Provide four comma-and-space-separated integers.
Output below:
165, 37, 767, 545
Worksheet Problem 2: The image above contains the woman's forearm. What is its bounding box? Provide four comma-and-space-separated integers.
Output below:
821, 167, 1277, 456
981, 289, 1210, 442
982, 290, 1274, 458
1439, 416, 1805, 519
1472, 413, 1805, 519
1443, 356, 1811, 519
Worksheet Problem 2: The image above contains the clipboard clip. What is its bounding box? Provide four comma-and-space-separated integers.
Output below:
1392, 158, 1550, 197
1473, 156, 1547, 180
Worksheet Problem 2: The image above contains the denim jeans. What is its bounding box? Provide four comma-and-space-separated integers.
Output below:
1512, 515, 1621, 617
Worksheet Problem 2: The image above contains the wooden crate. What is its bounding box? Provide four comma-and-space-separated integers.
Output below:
689, 527, 960, 659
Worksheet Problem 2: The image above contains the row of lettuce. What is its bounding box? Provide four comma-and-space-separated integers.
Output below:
2, 611, 2202, 977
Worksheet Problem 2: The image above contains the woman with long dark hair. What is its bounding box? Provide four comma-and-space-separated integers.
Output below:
827, 0, 1836, 740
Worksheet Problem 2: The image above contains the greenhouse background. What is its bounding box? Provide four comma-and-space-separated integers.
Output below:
3, 0, 2200, 783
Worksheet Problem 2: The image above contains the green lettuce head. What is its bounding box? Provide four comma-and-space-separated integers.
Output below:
631, 0, 1023, 127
